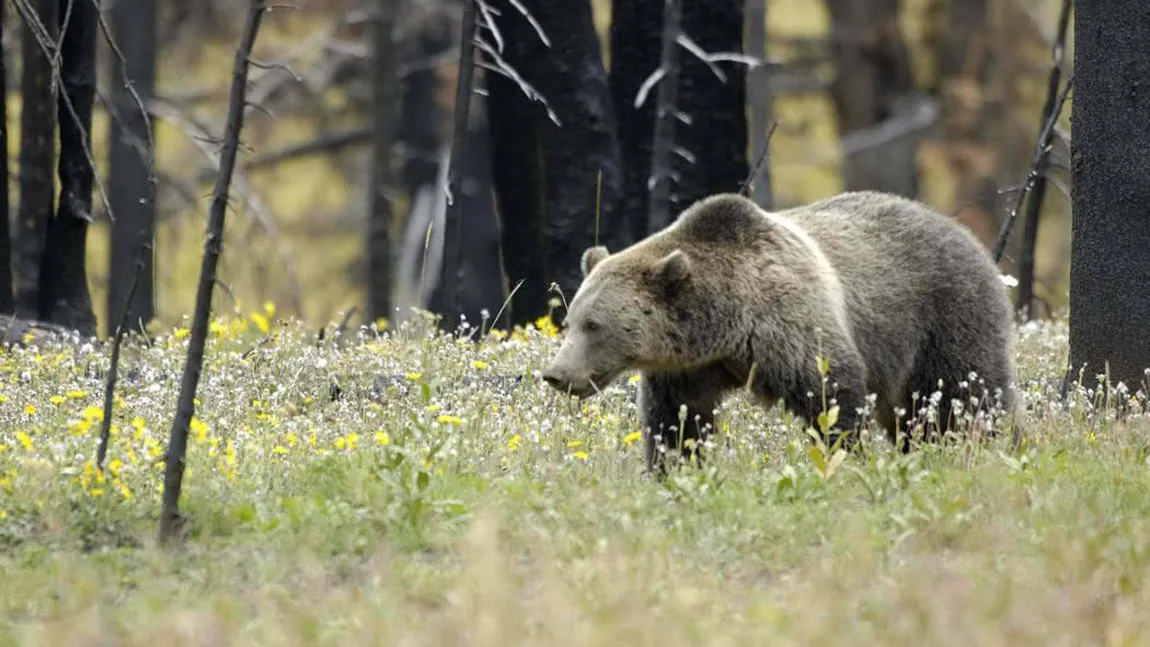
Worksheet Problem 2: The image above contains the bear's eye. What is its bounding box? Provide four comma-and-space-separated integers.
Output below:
583, 320, 600, 333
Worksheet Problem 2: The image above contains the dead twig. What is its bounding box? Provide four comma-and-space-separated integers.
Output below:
991, 71, 1074, 264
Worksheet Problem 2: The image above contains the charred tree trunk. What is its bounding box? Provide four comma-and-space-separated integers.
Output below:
610, 0, 748, 241
39, 0, 99, 336
1066, 1, 1150, 394
485, 0, 625, 326
14, 0, 57, 319
108, 0, 158, 335
745, 0, 773, 209
0, 0, 12, 314
426, 107, 507, 333
399, 13, 449, 206
160, 0, 266, 546
367, 0, 399, 324
824, 0, 919, 197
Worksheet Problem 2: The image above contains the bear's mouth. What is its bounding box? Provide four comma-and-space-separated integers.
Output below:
546, 372, 612, 399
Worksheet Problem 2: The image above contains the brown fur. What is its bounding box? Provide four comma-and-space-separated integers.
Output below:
543, 191, 1021, 471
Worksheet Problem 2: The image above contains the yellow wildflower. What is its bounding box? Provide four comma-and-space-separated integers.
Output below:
15, 431, 33, 451
623, 432, 642, 446
406, 372, 423, 381
24, 404, 36, 415
49, 395, 66, 405
438, 415, 463, 426
567, 440, 584, 448
250, 312, 270, 334
67, 390, 86, 399
471, 360, 490, 370
374, 432, 390, 446
572, 451, 589, 461
174, 328, 190, 339
507, 434, 521, 452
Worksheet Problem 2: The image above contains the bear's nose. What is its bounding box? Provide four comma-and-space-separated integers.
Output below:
542, 370, 565, 390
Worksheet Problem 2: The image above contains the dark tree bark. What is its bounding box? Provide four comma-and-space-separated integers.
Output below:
438, 0, 477, 329
14, 0, 58, 319
610, 0, 748, 242
426, 107, 508, 333
0, 0, 12, 314
485, 0, 626, 326
399, 10, 450, 201
108, 0, 158, 335
367, 0, 399, 324
1066, 1, 1150, 393
745, 0, 773, 209
645, 0, 682, 235
824, 0, 919, 197
38, 0, 99, 337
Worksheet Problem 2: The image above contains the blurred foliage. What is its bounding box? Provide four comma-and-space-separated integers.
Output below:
2, 0, 1072, 336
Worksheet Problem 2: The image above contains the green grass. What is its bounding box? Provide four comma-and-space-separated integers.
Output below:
1, 312, 1149, 645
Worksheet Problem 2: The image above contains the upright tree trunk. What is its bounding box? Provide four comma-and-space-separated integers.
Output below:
39, 0, 98, 336
0, 0, 12, 315
108, 0, 158, 335
745, 0, 773, 209
399, 15, 449, 207
824, 0, 919, 197
610, 0, 748, 242
367, 0, 399, 324
15, 0, 57, 319
426, 106, 507, 333
1066, 1, 1150, 393
486, 0, 626, 326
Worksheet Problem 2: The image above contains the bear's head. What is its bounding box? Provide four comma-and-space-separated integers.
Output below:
541, 243, 693, 399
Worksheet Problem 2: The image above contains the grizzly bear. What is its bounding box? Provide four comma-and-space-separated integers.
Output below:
542, 191, 1021, 471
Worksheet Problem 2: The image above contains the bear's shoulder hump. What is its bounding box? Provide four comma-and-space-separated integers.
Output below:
674, 193, 764, 243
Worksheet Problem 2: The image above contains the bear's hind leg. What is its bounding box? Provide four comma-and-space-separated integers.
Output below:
638, 365, 736, 474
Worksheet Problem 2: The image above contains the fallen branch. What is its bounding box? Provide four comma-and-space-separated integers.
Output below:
159, 0, 267, 546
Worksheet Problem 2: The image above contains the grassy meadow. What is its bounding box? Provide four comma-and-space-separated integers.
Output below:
1, 308, 1150, 645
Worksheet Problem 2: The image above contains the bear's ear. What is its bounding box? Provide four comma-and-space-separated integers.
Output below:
653, 249, 691, 289
581, 246, 610, 277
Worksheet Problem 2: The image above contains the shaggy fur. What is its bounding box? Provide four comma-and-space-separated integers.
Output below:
542, 191, 1020, 471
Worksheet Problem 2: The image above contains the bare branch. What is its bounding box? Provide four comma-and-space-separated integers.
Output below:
991, 72, 1075, 263
677, 32, 726, 82
504, 0, 550, 47
473, 34, 560, 126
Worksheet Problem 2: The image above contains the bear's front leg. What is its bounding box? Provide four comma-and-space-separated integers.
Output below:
638, 365, 734, 474
779, 350, 868, 453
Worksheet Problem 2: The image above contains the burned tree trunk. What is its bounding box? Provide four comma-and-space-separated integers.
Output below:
610, 0, 748, 241
745, 0, 773, 209
39, 0, 99, 336
0, 0, 11, 314
1066, 1, 1150, 394
160, 0, 267, 546
824, 0, 919, 197
14, 0, 57, 319
367, 0, 400, 324
108, 0, 158, 334
485, 0, 626, 326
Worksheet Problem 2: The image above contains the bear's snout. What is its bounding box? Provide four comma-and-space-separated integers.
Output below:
541, 365, 600, 399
